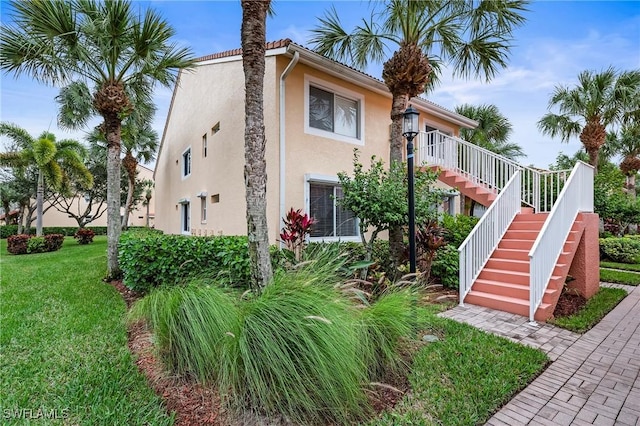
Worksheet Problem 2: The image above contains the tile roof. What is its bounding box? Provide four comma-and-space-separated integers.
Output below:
195, 39, 292, 62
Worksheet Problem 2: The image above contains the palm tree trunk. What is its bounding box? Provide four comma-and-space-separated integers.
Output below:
146, 202, 150, 227
36, 169, 44, 236
389, 92, 409, 275
104, 113, 122, 279
121, 174, 135, 230
241, 0, 273, 290
629, 174, 636, 200
587, 148, 600, 174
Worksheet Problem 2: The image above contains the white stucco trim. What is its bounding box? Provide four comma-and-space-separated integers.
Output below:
303, 75, 366, 146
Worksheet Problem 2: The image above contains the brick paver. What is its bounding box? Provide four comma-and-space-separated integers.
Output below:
439, 284, 640, 425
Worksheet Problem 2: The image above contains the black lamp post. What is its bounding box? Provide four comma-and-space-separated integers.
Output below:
403, 104, 419, 274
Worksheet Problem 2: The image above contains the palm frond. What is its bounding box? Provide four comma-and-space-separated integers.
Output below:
56, 81, 95, 130
0, 122, 35, 148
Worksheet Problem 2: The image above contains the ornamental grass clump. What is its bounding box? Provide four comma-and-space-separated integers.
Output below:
131, 245, 416, 424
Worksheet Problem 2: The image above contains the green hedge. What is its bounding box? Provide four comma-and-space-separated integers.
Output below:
0, 225, 157, 238
599, 237, 640, 264
118, 233, 251, 293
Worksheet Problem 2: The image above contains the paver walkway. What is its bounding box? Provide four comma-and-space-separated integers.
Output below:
439, 284, 640, 425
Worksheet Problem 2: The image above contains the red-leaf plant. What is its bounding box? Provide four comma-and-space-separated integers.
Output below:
415, 219, 447, 285
279, 208, 317, 262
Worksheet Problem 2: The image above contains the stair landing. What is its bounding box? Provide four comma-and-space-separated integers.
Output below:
426, 167, 497, 207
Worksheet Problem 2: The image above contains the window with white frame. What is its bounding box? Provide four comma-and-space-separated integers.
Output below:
201, 197, 207, 223
182, 148, 191, 177
308, 182, 358, 239
305, 76, 364, 144
180, 201, 190, 234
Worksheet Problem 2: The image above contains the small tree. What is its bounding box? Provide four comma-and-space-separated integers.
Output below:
279, 208, 316, 262
338, 150, 441, 278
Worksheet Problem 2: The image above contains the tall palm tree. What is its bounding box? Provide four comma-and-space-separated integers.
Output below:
0, 0, 195, 278
455, 103, 525, 160
608, 126, 640, 199
538, 67, 640, 173
0, 122, 92, 236
310, 0, 529, 266
241, 0, 273, 290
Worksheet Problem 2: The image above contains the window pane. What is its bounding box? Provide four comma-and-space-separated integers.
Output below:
309, 184, 334, 237
309, 86, 334, 132
334, 187, 357, 236
334, 95, 358, 138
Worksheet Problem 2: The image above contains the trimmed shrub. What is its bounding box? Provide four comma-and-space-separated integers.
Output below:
44, 234, 64, 252
74, 228, 95, 244
7, 234, 30, 254
27, 237, 47, 254
599, 237, 640, 264
1, 225, 18, 239
431, 244, 459, 289
7, 233, 64, 254
119, 233, 251, 292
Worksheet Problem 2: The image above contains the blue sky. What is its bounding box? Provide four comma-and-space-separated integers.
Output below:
1, 0, 639, 168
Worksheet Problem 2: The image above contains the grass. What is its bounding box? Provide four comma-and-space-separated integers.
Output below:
549, 287, 628, 333
2, 237, 549, 426
600, 261, 640, 272
369, 310, 548, 425
0, 237, 173, 425
600, 268, 640, 286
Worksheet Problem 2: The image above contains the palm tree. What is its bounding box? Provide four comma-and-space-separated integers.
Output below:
455, 103, 525, 160
0, 0, 195, 278
608, 126, 640, 199
241, 0, 273, 290
538, 67, 640, 173
0, 122, 92, 236
310, 0, 528, 266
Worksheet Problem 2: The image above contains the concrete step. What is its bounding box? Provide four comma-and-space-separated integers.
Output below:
504, 230, 539, 240
478, 268, 563, 286
464, 290, 553, 321
509, 221, 545, 231
492, 248, 530, 261
485, 258, 529, 273
498, 239, 535, 250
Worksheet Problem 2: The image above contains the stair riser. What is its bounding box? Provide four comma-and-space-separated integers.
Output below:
498, 240, 534, 250
474, 282, 530, 299
492, 249, 530, 261
478, 270, 529, 285
509, 222, 545, 231
504, 230, 539, 240
485, 259, 529, 273
465, 293, 555, 321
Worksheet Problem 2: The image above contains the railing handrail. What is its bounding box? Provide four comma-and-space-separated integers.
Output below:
528, 161, 594, 257
528, 160, 594, 321
457, 170, 522, 305
458, 170, 522, 251
421, 130, 522, 169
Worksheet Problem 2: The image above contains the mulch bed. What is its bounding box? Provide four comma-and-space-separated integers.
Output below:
552, 287, 587, 318
108, 280, 417, 426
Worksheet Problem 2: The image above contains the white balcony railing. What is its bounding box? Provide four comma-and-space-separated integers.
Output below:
528, 161, 594, 321
416, 131, 571, 213
458, 170, 522, 304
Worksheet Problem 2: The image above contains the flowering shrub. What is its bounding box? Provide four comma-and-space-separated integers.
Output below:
279, 208, 316, 262
45, 234, 65, 251
74, 228, 95, 244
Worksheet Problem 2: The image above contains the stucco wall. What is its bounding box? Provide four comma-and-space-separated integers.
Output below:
155, 53, 462, 241
38, 164, 155, 228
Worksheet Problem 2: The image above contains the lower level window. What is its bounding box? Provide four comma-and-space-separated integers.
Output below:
181, 202, 190, 233
309, 183, 357, 238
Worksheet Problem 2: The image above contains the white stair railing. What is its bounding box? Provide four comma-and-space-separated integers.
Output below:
458, 171, 522, 304
528, 161, 594, 321
416, 130, 571, 213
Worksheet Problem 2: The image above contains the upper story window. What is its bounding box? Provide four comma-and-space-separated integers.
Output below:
305, 76, 365, 145
202, 134, 207, 157
182, 147, 191, 178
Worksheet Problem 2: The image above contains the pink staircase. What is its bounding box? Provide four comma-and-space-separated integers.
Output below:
464, 212, 586, 321
429, 167, 497, 207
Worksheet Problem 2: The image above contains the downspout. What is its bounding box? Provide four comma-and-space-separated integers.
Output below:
279, 50, 299, 248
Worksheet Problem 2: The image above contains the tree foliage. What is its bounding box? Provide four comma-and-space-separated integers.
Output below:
337, 150, 442, 268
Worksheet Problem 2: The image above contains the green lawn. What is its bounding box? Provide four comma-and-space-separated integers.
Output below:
549, 287, 628, 333
1, 236, 548, 426
600, 261, 640, 272
0, 237, 173, 425
600, 268, 640, 286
